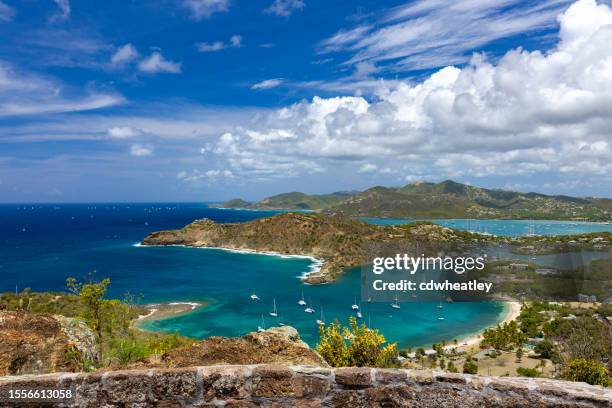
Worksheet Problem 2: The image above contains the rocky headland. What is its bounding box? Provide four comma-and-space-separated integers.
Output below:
141, 212, 477, 284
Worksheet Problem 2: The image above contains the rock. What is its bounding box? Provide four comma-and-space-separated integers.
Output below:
0, 311, 99, 376
161, 326, 328, 368
1, 366, 611, 407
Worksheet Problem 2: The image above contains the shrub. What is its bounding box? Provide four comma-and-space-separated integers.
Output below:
463, 359, 478, 374
316, 317, 398, 368
110, 338, 151, 366
516, 367, 539, 377
562, 359, 610, 386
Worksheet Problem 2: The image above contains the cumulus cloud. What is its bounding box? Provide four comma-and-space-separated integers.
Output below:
107, 126, 140, 139
251, 78, 284, 90
196, 35, 242, 52
0, 1, 15, 22
138, 52, 181, 74
182, 0, 229, 20
210, 0, 612, 184
110, 43, 139, 66
264, 0, 305, 17
130, 144, 153, 156
177, 169, 234, 182
49, 0, 71, 22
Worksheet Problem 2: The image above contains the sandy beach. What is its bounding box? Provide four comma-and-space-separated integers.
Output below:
132, 301, 204, 328
445, 301, 522, 353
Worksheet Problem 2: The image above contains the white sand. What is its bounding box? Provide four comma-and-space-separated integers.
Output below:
446, 301, 522, 351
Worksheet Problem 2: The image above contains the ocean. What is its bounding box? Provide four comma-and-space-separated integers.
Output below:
2, 204, 609, 348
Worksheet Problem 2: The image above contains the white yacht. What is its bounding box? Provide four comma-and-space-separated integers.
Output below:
351, 296, 359, 311
391, 295, 401, 309
269, 298, 278, 317
250, 292, 259, 301
316, 307, 325, 326
298, 289, 307, 306
304, 298, 315, 313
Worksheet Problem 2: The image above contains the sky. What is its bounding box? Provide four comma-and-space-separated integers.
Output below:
0, 0, 611, 202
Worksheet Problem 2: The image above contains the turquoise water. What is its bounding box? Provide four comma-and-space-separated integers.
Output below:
0, 204, 506, 349
362, 218, 612, 237
137, 251, 505, 348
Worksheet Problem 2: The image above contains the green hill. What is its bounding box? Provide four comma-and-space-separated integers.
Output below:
218, 180, 611, 221
221, 191, 356, 210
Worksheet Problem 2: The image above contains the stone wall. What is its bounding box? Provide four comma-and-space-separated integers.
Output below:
1, 365, 611, 407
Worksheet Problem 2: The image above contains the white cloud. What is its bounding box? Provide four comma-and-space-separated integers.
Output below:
108, 127, 140, 139
0, 61, 124, 116
111, 43, 139, 66
130, 144, 153, 156
196, 35, 242, 52
319, 0, 574, 71
358, 163, 378, 173
264, 0, 305, 17
138, 52, 181, 74
49, 0, 70, 22
251, 78, 284, 90
0, 1, 15, 22
177, 169, 234, 182
230, 35, 242, 47
182, 0, 229, 20
210, 0, 612, 184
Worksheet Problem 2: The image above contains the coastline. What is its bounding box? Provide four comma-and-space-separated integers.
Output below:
132, 301, 205, 330
444, 301, 522, 353
136, 242, 325, 280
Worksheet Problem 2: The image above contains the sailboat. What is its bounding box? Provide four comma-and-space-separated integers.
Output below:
250, 291, 260, 301
391, 295, 401, 309
269, 298, 278, 317
316, 307, 325, 326
351, 296, 359, 311
257, 315, 266, 332
304, 298, 315, 313
437, 301, 444, 309
297, 289, 307, 306
356, 304, 363, 319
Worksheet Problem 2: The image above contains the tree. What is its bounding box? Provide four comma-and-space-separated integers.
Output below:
447, 361, 458, 373
515, 347, 523, 363
534, 339, 554, 359
463, 359, 478, 374
67, 276, 111, 340
562, 359, 610, 386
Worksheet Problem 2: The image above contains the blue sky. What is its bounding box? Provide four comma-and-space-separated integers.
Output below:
1, 0, 611, 202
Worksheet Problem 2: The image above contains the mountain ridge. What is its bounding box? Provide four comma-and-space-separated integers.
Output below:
217, 180, 611, 221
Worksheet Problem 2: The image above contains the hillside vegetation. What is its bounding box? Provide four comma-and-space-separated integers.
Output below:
219, 191, 356, 210
220, 180, 611, 221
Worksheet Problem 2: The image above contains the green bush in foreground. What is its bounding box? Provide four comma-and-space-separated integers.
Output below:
463, 359, 478, 374
316, 316, 399, 368
562, 358, 610, 386
516, 367, 540, 378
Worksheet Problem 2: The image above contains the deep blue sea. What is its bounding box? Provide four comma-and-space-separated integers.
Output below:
2, 204, 609, 348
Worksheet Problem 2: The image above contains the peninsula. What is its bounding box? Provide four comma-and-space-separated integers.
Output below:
141, 212, 477, 284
